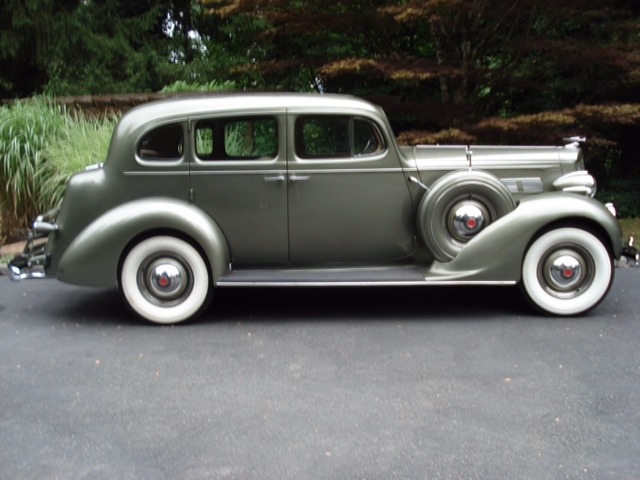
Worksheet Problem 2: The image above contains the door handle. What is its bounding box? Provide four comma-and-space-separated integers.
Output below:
289, 175, 310, 182
264, 175, 286, 183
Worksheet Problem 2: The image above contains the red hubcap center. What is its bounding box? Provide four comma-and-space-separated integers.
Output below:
466, 218, 478, 229
563, 268, 574, 279
158, 275, 170, 288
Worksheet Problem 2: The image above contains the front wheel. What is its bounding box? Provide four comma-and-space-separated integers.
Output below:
120, 236, 212, 324
520, 228, 613, 316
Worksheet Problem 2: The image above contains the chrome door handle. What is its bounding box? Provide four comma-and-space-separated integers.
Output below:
264, 175, 286, 182
289, 175, 310, 182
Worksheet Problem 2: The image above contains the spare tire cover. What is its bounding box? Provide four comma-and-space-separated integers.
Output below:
417, 170, 516, 262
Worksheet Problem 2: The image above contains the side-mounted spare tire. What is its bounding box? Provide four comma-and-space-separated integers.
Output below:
417, 170, 516, 262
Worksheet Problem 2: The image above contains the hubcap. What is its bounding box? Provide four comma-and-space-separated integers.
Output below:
539, 247, 594, 298
138, 255, 193, 306
447, 199, 491, 243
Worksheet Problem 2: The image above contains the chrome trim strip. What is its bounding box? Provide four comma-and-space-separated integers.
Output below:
416, 163, 561, 172
189, 167, 406, 176
216, 280, 517, 287
125, 168, 405, 176
416, 144, 569, 151
190, 169, 285, 176
124, 171, 190, 176
501, 177, 544, 194
302, 167, 408, 174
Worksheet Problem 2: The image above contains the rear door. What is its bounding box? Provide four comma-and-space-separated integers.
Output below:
189, 112, 289, 265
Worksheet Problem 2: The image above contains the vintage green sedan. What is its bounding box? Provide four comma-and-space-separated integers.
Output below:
10, 93, 622, 323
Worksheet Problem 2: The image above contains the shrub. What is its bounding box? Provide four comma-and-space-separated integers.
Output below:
161, 80, 237, 93
397, 128, 477, 146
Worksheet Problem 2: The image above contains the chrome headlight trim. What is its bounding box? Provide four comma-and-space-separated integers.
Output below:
553, 171, 596, 197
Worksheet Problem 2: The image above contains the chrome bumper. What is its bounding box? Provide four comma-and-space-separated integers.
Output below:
8, 211, 58, 281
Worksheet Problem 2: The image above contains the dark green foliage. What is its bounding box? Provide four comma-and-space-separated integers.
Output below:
597, 179, 640, 219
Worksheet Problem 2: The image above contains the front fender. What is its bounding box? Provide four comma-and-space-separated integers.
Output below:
427, 192, 622, 282
57, 198, 231, 287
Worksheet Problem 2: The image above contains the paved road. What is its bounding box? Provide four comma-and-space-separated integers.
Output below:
1, 270, 639, 480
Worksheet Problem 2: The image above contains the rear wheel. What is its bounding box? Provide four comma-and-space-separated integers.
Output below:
120, 236, 212, 324
520, 227, 613, 316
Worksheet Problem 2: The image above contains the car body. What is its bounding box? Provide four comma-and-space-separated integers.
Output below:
10, 93, 622, 323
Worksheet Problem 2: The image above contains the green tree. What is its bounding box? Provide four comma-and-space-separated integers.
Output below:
0, 0, 77, 97
45, 0, 171, 95
1, 0, 181, 96
202, 0, 393, 91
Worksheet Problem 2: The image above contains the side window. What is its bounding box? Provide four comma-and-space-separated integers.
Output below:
225, 119, 278, 158
195, 117, 278, 160
195, 125, 214, 157
138, 124, 183, 160
298, 117, 350, 158
353, 118, 385, 155
296, 116, 385, 159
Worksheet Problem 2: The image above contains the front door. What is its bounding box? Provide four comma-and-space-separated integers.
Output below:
287, 114, 415, 265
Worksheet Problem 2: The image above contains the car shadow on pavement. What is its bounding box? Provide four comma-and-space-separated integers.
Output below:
47, 284, 529, 326
207, 285, 529, 324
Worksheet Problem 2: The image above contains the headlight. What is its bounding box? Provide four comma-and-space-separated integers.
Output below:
552, 171, 596, 197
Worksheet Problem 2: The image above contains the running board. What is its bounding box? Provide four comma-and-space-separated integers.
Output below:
216, 266, 516, 287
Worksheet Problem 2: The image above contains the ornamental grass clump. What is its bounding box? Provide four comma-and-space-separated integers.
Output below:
40, 114, 116, 210
0, 98, 65, 238
0, 98, 117, 240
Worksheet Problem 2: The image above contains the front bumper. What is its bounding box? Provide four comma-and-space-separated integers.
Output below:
8, 210, 58, 281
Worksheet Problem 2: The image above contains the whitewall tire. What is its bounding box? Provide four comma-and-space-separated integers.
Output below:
521, 227, 613, 316
120, 236, 212, 324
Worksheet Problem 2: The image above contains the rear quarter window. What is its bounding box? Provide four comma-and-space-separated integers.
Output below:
137, 124, 184, 160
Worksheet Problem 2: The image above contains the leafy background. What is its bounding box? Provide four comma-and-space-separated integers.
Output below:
1, 0, 639, 240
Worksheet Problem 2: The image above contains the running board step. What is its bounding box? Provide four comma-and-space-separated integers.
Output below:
216, 265, 426, 286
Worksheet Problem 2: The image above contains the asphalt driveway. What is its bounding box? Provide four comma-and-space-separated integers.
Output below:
1, 270, 639, 479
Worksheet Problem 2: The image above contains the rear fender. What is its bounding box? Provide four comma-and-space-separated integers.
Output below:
57, 198, 230, 287
427, 192, 622, 282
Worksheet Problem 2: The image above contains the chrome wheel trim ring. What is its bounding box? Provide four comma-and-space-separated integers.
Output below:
445, 197, 494, 245
137, 253, 194, 307
537, 245, 594, 299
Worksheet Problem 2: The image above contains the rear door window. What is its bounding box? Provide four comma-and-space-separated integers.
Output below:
296, 116, 385, 159
195, 117, 278, 160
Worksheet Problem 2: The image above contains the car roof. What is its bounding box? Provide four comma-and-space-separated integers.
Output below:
119, 92, 384, 128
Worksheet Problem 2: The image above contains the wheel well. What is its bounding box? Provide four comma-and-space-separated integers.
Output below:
527, 218, 616, 260
117, 229, 212, 283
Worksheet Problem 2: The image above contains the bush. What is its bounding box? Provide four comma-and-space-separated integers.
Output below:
161, 80, 237, 93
